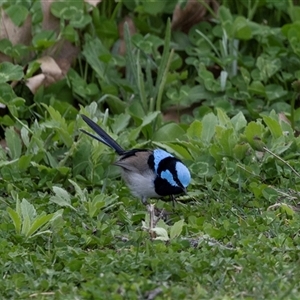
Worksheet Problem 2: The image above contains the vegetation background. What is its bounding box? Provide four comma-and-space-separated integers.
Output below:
1, 0, 300, 298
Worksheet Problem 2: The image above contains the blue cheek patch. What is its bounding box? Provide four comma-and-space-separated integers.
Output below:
161, 170, 178, 187
176, 162, 191, 187
153, 149, 173, 173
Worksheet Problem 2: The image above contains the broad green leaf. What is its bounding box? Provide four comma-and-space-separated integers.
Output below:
249, 81, 265, 95
244, 121, 265, 150
201, 113, 218, 144
5, 128, 22, 159
153, 123, 185, 141
88, 194, 106, 218
187, 120, 202, 140
170, 219, 184, 240
256, 56, 281, 82
7, 207, 22, 234
51, 0, 83, 19
27, 214, 54, 238
280, 204, 295, 217
215, 127, 236, 156
191, 155, 216, 177
218, 6, 233, 37
141, 111, 161, 128
263, 115, 282, 139
0, 62, 23, 83
233, 143, 250, 160
233, 16, 252, 40
22, 215, 31, 235
20, 127, 30, 147
143, 1, 166, 15
69, 179, 86, 202
231, 112, 247, 132
153, 227, 169, 241
112, 114, 131, 134
82, 37, 111, 82
5, 4, 29, 26
265, 84, 288, 101
43, 105, 73, 147
32, 30, 57, 49
50, 186, 76, 211
20, 198, 36, 221
217, 108, 232, 128
18, 155, 33, 171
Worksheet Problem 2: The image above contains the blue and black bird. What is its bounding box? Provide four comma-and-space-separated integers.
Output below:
80, 114, 191, 204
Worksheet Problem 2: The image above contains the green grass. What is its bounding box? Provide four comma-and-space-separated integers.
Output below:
1, 0, 300, 299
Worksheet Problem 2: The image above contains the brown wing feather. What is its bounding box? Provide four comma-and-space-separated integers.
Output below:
114, 151, 152, 173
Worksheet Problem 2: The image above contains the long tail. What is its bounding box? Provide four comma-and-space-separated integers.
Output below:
80, 114, 125, 155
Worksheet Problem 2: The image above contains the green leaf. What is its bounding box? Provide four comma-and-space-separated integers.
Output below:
153, 227, 169, 241
217, 108, 232, 128
249, 81, 265, 95
5, 128, 22, 159
32, 30, 57, 49
215, 127, 236, 156
5, 4, 29, 26
20, 198, 36, 221
233, 16, 252, 40
69, 179, 86, 202
18, 155, 33, 171
50, 186, 76, 211
20, 199, 36, 235
7, 207, 22, 234
141, 111, 161, 128
201, 113, 218, 144
265, 85, 288, 102
244, 121, 265, 150
231, 112, 247, 132
27, 214, 54, 238
153, 123, 185, 141
263, 115, 282, 139
218, 6, 233, 37
0, 62, 23, 83
187, 120, 202, 140
256, 56, 281, 82
142, 1, 166, 15
170, 219, 184, 240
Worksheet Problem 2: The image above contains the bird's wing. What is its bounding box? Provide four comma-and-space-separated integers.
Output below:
114, 150, 153, 173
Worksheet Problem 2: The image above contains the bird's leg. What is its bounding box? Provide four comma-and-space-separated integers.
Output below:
170, 194, 176, 208
147, 203, 156, 239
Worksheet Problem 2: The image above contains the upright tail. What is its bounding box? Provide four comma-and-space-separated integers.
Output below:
80, 114, 125, 155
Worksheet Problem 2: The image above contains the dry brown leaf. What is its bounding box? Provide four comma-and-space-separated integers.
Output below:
1, 1, 79, 76
40, 0, 79, 74
37, 56, 62, 78
25, 74, 46, 94
278, 112, 291, 125
172, 0, 219, 33
0, 8, 32, 62
25, 56, 64, 94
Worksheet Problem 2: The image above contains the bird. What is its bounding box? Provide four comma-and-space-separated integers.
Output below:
80, 114, 191, 204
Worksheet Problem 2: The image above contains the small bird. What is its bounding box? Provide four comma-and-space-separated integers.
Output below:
80, 114, 191, 204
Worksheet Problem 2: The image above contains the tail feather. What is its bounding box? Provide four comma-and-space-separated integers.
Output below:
80, 114, 124, 155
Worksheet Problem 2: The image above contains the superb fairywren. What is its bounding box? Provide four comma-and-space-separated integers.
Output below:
80, 115, 191, 204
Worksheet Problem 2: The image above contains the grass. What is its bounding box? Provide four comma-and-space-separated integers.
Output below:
1, 0, 300, 299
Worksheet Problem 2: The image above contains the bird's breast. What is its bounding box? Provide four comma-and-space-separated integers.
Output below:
120, 168, 160, 199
